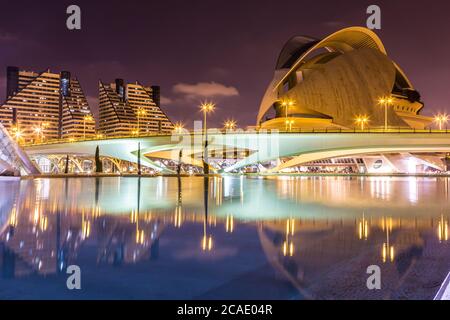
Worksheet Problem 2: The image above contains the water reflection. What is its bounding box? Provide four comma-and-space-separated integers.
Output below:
0, 176, 449, 299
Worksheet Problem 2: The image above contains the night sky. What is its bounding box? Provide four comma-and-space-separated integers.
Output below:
1, 0, 450, 128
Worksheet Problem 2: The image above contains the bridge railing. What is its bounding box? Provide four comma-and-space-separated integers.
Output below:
20, 127, 450, 147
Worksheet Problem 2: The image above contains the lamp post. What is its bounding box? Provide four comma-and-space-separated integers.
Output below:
285, 119, 294, 132
434, 114, 449, 130
378, 96, 394, 131
173, 122, 184, 134
33, 122, 48, 143
33, 127, 42, 143
200, 102, 215, 165
83, 114, 94, 140
355, 115, 369, 131
136, 108, 147, 137
13, 130, 22, 143
223, 119, 237, 131
11, 125, 22, 143
281, 99, 295, 132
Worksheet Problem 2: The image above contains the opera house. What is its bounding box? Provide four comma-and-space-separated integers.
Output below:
257, 27, 432, 130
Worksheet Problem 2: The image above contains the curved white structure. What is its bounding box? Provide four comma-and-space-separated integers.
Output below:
0, 123, 40, 175
24, 131, 450, 174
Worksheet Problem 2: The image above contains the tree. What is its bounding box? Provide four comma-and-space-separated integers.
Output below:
64, 155, 70, 174
95, 146, 103, 173
177, 149, 183, 176
203, 160, 209, 175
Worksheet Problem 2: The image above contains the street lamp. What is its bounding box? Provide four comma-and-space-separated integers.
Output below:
355, 115, 369, 131
223, 119, 237, 131
136, 108, 147, 136
434, 114, 449, 130
200, 102, 215, 164
200, 102, 215, 134
13, 129, 22, 142
173, 121, 185, 134
11, 126, 22, 143
280, 98, 295, 131
285, 119, 294, 132
33, 122, 48, 143
378, 96, 394, 131
83, 114, 94, 140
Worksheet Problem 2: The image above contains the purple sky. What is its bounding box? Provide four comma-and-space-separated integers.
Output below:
1, 0, 450, 128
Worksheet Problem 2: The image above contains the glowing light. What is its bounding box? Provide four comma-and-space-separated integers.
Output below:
200, 102, 215, 113
285, 119, 294, 132
81, 209, 91, 239
174, 206, 182, 228
201, 235, 213, 251
136, 108, 147, 116
381, 219, 394, 263
130, 209, 138, 223
438, 215, 449, 242
280, 98, 296, 108
223, 119, 237, 131
136, 229, 145, 244
173, 122, 185, 134
355, 115, 369, 131
378, 96, 394, 131
40, 216, 48, 231
358, 214, 369, 240
83, 114, 94, 122
282, 240, 294, 257
434, 114, 449, 130
225, 214, 234, 233
9, 206, 17, 227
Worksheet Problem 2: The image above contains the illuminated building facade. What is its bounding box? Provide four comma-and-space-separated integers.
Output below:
0, 67, 95, 143
257, 27, 432, 130
98, 79, 174, 137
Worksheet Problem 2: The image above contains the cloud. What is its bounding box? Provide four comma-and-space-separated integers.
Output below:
160, 95, 173, 105
0, 31, 17, 42
173, 81, 239, 99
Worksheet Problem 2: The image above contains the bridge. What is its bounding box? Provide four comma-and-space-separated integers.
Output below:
22, 129, 450, 174
0, 123, 40, 176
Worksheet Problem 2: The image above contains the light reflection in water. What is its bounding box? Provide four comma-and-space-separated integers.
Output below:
0, 176, 450, 299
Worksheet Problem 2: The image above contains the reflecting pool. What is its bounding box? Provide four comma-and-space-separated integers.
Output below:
0, 176, 449, 299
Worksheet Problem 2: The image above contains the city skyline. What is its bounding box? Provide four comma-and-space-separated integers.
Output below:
1, 0, 450, 128
2, 0, 450, 303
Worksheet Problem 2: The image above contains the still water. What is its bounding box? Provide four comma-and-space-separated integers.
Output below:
0, 176, 449, 299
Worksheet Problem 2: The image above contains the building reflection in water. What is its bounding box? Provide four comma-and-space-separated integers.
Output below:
1, 175, 450, 299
